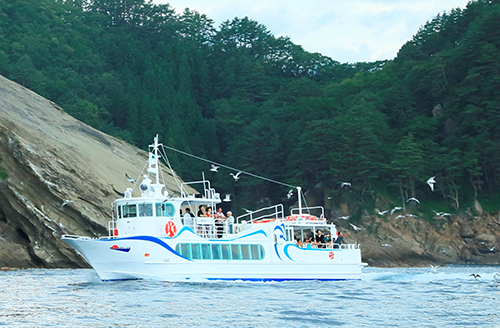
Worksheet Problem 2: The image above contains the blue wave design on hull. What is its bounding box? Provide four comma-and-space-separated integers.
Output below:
99, 235, 192, 261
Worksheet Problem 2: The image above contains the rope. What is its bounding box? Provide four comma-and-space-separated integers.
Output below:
161, 145, 297, 189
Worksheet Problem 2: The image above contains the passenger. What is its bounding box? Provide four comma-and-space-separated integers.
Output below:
226, 211, 235, 234
215, 207, 226, 238
324, 233, 332, 247
334, 231, 350, 248
197, 205, 205, 217
315, 230, 325, 248
183, 208, 195, 230
205, 207, 213, 237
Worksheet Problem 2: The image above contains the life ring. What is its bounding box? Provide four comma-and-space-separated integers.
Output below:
165, 221, 177, 237
255, 219, 276, 224
329, 251, 335, 260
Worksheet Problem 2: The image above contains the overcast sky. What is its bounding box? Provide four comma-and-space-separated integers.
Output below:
155, 0, 471, 63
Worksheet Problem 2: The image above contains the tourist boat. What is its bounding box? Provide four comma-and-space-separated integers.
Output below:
62, 136, 367, 281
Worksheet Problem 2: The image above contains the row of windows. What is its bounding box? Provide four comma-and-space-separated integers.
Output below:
175, 243, 265, 261
117, 203, 175, 218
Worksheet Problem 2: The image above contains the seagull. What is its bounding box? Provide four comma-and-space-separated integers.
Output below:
61, 200, 73, 207
429, 265, 439, 273
434, 211, 451, 218
378, 210, 390, 216
230, 171, 242, 181
341, 182, 351, 188
381, 244, 392, 247
427, 176, 436, 191
223, 194, 231, 202
210, 164, 219, 172
125, 173, 135, 184
394, 215, 405, 220
349, 223, 362, 231
406, 197, 420, 204
390, 207, 403, 215
287, 189, 293, 199
489, 246, 496, 252
406, 214, 418, 218
337, 216, 350, 220
243, 208, 252, 213
470, 273, 481, 279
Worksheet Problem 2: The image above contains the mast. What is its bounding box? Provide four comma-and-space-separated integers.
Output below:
297, 186, 302, 215
148, 134, 160, 185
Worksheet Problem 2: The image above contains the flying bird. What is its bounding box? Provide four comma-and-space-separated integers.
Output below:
61, 200, 74, 207
341, 182, 351, 188
287, 189, 293, 199
230, 171, 242, 181
489, 246, 495, 252
406, 197, 420, 204
223, 194, 231, 202
381, 244, 392, 247
470, 273, 481, 279
349, 223, 362, 231
125, 173, 135, 184
243, 208, 253, 213
390, 207, 403, 215
337, 216, 350, 220
378, 210, 390, 216
394, 215, 405, 220
428, 265, 439, 273
427, 176, 436, 191
406, 214, 418, 218
210, 164, 219, 172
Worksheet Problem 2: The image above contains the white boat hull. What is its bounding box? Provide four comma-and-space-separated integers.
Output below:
63, 231, 366, 282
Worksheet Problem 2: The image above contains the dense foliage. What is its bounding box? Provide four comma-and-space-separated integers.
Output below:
1, 0, 499, 215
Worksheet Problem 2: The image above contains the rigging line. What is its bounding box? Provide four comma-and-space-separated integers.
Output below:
162, 144, 297, 189
158, 146, 185, 194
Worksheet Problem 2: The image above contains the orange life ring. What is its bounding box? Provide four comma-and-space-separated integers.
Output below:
165, 221, 177, 237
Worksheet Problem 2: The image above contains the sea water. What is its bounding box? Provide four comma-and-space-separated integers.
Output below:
1, 266, 499, 327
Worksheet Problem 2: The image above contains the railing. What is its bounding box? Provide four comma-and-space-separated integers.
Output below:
296, 243, 360, 250
290, 206, 325, 219
236, 204, 284, 224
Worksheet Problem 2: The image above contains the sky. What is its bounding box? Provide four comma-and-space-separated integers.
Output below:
155, 0, 471, 63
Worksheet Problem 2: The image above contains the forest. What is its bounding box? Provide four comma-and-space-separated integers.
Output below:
0, 0, 499, 219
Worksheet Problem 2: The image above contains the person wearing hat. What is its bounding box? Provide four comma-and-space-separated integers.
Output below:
227, 211, 235, 234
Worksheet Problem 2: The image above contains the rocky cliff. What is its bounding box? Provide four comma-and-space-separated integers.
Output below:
0, 74, 192, 268
0, 74, 499, 269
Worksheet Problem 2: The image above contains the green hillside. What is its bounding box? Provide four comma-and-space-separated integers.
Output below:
1, 0, 499, 216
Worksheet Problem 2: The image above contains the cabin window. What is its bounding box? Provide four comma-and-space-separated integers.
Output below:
250, 245, 261, 259
139, 203, 153, 217
117, 205, 122, 219
231, 245, 240, 259
122, 204, 137, 218
240, 245, 250, 260
191, 244, 201, 260
175, 244, 265, 260
201, 244, 211, 259
211, 244, 221, 259
155, 203, 175, 217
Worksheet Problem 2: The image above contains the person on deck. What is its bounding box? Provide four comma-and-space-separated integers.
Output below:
315, 230, 325, 248
197, 205, 205, 217
183, 208, 195, 229
226, 211, 235, 234
334, 231, 350, 248
215, 207, 226, 238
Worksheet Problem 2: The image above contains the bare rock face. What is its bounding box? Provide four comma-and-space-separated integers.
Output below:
0, 75, 192, 268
